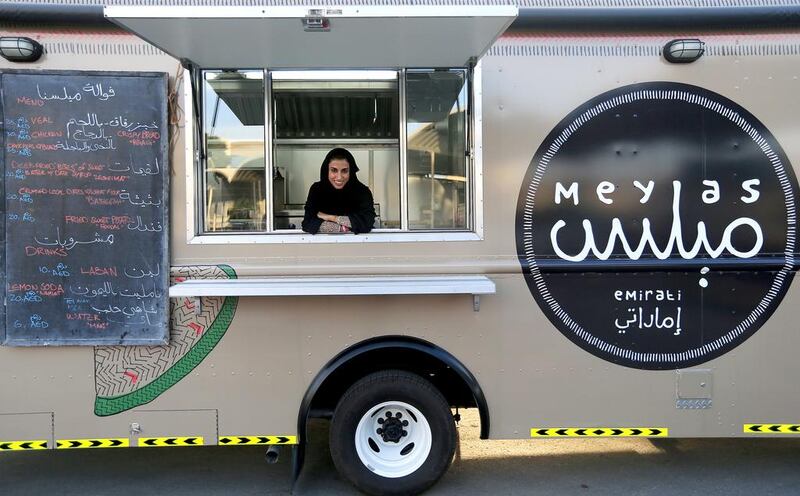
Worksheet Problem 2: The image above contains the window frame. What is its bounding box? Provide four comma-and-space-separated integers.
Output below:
184, 61, 484, 244
201, 68, 267, 234
269, 69, 402, 233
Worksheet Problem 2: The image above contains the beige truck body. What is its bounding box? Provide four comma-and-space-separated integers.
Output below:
2, 7, 799, 454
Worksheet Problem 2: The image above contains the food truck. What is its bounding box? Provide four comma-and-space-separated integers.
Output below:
2, 1, 800, 494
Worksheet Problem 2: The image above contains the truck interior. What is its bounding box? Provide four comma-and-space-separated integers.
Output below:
202, 68, 469, 233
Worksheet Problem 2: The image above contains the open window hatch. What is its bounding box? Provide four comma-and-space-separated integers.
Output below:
104, 5, 517, 69
106, 4, 517, 238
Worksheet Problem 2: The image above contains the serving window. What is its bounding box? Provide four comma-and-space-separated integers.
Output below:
199, 67, 476, 238
104, 4, 515, 242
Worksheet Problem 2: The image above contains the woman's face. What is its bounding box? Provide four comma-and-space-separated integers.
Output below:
328, 158, 350, 190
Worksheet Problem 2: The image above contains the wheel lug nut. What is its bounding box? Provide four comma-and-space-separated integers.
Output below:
402, 420, 408, 426
396, 412, 402, 419
386, 412, 392, 418
377, 428, 383, 435
377, 418, 385, 424
402, 431, 407, 436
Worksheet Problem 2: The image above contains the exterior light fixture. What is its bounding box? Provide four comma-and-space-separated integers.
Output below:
663, 39, 705, 64
0, 37, 43, 62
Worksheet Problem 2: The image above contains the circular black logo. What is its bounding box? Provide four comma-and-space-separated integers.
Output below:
516, 82, 797, 370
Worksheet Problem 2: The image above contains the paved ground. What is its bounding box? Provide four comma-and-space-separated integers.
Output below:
3, 410, 800, 495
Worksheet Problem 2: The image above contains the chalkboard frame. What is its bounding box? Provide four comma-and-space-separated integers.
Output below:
1, 69, 170, 346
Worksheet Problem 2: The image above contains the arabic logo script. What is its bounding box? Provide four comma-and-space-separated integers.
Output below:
515, 82, 797, 370
550, 180, 763, 262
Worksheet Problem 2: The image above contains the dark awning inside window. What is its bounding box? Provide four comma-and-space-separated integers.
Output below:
105, 5, 517, 69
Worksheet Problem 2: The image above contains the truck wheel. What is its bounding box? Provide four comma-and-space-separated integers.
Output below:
329, 370, 457, 496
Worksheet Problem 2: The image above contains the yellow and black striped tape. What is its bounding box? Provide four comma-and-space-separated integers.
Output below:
0, 440, 48, 451
531, 427, 668, 437
57, 438, 129, 449
744, 424, 800, 434
3, 435, 301, 450
138, 436, 204, 447
219, 435, 297, 446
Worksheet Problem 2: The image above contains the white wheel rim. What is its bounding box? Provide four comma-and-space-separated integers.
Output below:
354, 400, 432, 478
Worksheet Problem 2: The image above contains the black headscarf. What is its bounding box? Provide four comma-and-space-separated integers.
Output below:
301, 148, 376, 234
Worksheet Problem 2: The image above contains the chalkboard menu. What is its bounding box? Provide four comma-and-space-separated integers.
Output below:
1, 70, 169, 346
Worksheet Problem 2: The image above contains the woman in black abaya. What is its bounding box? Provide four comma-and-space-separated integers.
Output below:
301, 148, 376, 234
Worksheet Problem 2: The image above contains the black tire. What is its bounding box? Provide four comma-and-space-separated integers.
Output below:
329, 370, 457, 496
